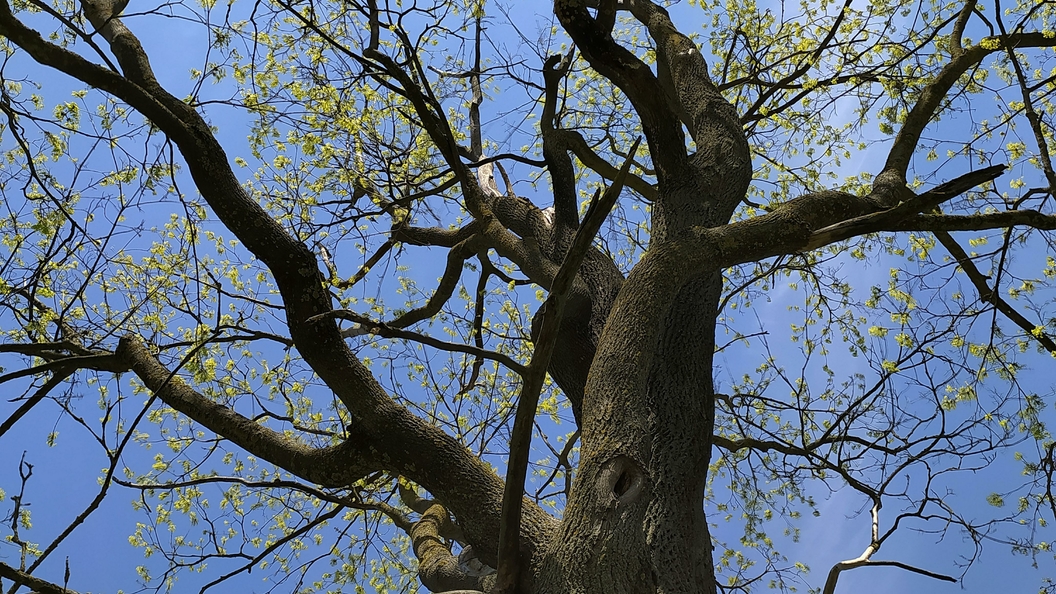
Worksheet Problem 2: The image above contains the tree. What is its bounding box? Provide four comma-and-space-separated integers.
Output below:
2, 0, 1056, 592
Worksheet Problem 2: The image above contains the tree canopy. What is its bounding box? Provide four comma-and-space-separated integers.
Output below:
3, 0, 1056, 593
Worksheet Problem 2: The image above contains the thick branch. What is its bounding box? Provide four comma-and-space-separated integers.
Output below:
644, 168, 1007, 308
414, 503, 493, 593
627, 1, 746, 160
803, 165, 1007, 248
885, 32, 1056, 179
0, 561, 77, 594
116, 335, 380, 487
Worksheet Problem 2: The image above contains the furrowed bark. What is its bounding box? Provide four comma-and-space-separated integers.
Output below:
541, 2, 751, 592
495, 140, 639, 594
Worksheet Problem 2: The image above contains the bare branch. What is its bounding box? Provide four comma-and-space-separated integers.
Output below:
934, 231, 1056, 354
313, 309, 529, 376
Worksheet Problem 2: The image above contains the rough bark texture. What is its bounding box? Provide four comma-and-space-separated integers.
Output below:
7, 0, 1056, 592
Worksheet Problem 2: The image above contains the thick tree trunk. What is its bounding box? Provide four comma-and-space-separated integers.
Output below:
535, 170, 749, 593
531, 2, 753, 589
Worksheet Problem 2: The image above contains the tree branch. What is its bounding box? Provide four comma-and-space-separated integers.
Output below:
0, 561, 77, 594
884, 32, 1056, 180
554, 0, 687, 181
493, 138, 640, 594
934, 231, 1056, 353
116, 335, 380, 487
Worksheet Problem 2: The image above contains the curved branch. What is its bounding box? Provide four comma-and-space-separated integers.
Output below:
554, 0, 687, 180
390, 235, 484, 328
116, 335, 380, 487
414, 503, 493, 593
884, 32, 1056, 180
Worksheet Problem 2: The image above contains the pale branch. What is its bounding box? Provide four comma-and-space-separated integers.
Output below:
493, 138, 641, 594
821, 504, 958, 594
934, 231, 1056, 354
489, 193, 567, 248
477, 162, 504, 199
822, 553, 955, 594
311, 309, 529, 376
0, 561, 77, 594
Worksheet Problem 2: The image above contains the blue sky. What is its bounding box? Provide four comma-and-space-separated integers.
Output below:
2, 1, 1056, 593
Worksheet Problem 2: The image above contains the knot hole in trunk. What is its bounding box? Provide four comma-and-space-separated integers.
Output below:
601, 455, 644, 505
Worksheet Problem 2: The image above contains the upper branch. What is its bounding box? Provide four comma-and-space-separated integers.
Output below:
884, 32, 1056, 181
554, 0, 687, 180
627, 1, 747, 162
